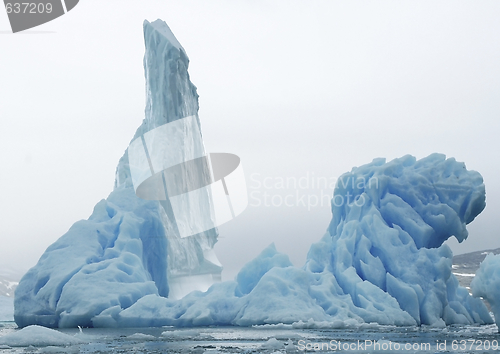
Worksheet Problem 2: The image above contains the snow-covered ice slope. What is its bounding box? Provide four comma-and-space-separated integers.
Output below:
14, 19, 221, 328
14, 19, 492, 329
471, 253, 500, 330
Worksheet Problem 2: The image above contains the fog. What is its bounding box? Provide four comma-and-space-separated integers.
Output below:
1, 1, 499, 280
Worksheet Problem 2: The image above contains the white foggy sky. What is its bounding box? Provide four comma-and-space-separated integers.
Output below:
1, 1, 499, 280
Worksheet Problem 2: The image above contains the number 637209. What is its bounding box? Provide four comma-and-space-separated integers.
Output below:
5, 3, 53, 14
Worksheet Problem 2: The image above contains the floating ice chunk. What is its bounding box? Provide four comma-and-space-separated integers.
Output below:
471, 253, 500, 330
126, 333, 156, 341
0, 325, 83, 347
260, 337, 285, 350
161, 329, 201, 338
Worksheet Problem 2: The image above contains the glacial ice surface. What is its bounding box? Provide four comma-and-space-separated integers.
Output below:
471, 253, 500, 329
14, 19, 493, 329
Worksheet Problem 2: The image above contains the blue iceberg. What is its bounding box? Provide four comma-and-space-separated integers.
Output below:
304, 154, 492, 327
14, 19, 493, 329
471, 254, 500, 330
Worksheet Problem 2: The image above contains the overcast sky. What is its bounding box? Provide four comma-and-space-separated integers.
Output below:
1, 1, 499, 281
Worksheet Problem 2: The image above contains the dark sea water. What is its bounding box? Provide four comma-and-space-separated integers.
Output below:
1, 320, 500, 353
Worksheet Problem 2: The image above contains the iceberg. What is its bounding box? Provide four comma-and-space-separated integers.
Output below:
304, 154, 492, 327
14, 19, 223, 328
14, 19, 493, 329
471, 253, 500, 330
0, 296, 14, 321
0, 325, 83, 347
89, 155, 491, 328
